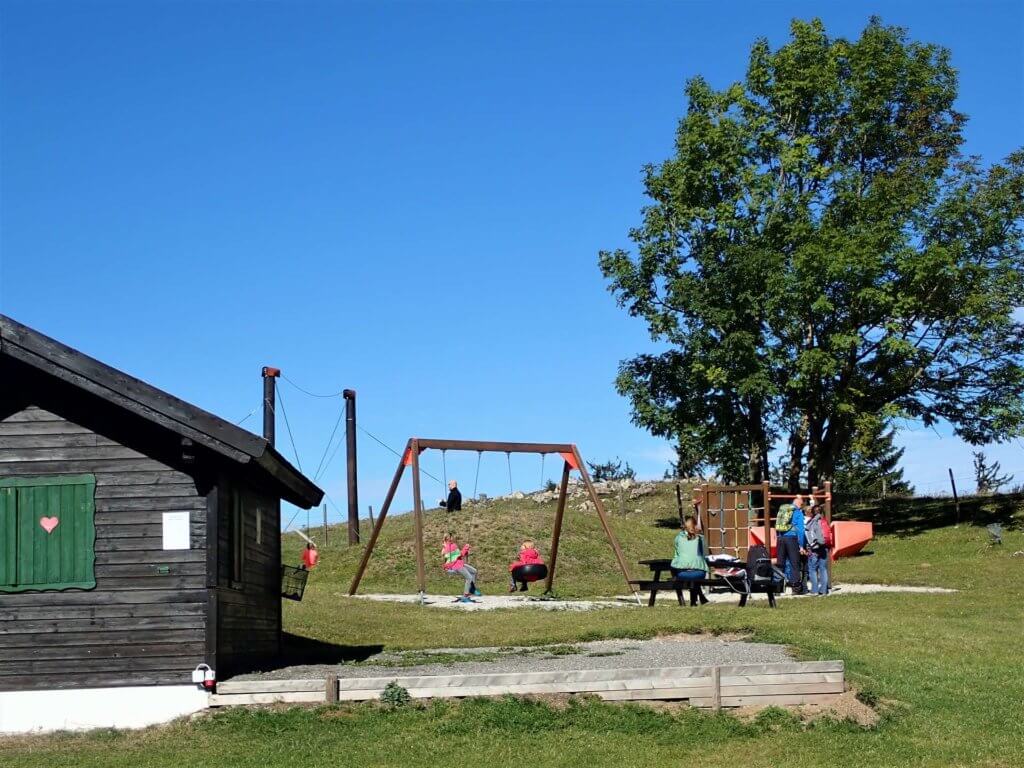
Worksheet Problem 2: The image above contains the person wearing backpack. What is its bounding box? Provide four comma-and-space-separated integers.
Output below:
805, 499, 832, 595
775, 494, 806, 595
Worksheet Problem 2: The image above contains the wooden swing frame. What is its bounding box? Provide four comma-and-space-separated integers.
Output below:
347, 439, 638, 599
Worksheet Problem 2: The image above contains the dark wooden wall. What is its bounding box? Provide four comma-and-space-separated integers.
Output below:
0, 403, 209, 691
211, 482, 282, 677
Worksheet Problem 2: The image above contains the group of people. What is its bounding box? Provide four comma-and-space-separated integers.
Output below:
774, 493, 833, 596
669, 492, 833, 603
440, 480, 548, 602
441, 533, 546, 602
438, 477, 833, 602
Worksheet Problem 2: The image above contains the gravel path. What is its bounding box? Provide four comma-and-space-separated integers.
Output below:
235, 637, 793, 682
353, 582, 956, 611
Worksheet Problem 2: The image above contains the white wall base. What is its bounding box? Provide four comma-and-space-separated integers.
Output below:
0, 685, 209, 734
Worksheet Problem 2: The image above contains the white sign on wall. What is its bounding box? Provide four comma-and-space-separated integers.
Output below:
162, 512, 190, 550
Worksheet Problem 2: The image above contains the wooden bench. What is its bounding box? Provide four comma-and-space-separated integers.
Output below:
630, 559, 780, 609
630, 577, 779, 608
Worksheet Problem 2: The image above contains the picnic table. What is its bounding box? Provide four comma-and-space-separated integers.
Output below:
630, 558, 779, 608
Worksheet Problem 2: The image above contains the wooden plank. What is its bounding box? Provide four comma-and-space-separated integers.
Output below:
720, 682, 844, 696
0, 445, 148, 462
0, 601, 204, 621
0, 459, 173, 475
0, 588, 208, 607
96, 483, 198, 498
715, 661, 843, 676
0, 654, 205, 676
599, 688, 713, 702
218, 679, 327, 694
1, 642, 206, 662
0, 434, 99, 449
721, 672, 844, 686
337, 665, 715, 691
96, 497, 206, 513
0, 617, 205, 637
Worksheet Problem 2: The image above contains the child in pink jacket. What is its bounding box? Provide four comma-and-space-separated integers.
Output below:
508, 540, 544, 592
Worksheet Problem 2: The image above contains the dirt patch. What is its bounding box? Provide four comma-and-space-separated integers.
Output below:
733, 690, 879, 727
657, 631, 754, 643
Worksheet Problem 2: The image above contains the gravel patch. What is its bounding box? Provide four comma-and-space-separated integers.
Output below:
234, 637, 793, 682
353, 593, 624, 611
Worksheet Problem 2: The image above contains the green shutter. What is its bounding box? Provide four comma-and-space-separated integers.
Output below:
0, 487, 16, 586
0, 474, 95, 593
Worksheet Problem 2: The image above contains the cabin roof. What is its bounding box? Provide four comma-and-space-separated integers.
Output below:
0, 314, 323, 508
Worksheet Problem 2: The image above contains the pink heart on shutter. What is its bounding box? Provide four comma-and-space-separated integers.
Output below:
40, 516, 60, 534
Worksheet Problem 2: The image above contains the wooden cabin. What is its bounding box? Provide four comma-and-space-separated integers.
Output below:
0, 315, 323, 732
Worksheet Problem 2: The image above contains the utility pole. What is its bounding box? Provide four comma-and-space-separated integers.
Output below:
344, 390, 359, 545
949, 468, 960, 525
262, 367, 280, 446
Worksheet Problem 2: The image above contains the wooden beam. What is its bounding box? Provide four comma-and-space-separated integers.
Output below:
544, 461, 572, 594
573, 446, 637, 601
412, 439, 575, 454
410, 438, 426, 596
347, 446, 408, 595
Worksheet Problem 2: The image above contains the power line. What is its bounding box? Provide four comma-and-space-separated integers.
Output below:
312, 402, 346, 481
235, 403, 261, 426
274, 382, 303, 472
280, 375, 347, 399
357, 424, 441, 484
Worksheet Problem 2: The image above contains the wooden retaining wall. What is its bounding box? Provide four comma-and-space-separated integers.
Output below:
210, 661, 844, 709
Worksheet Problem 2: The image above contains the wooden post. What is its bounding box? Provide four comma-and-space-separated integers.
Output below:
323, 503, 328, 547
573, 447, 637, 601
761, 480, 771, 550
824, 481, 833, 588
675, 483, 684, 526
410, 439, 427, 596
368, 505, 374, 528
949, 468, 960, 525
261, 367, 279, 446
348, 449, 408, 595
544, 461, 571, 594
325, 673, 339, 704
711, 666, 721, 712
344, 390, 360, 545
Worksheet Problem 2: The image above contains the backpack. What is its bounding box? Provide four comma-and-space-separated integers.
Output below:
747, 545, 773, 581
775, 503, 794, 533
820, 518, 834, 548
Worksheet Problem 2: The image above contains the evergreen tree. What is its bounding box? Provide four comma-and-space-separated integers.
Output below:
833, 415, 913, 497
973, 451, 1013, 495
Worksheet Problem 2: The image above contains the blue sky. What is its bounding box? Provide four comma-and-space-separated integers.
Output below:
1, 1, 1022, 526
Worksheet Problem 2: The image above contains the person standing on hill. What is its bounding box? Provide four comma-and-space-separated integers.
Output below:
440, 480, 462, 512
775, 494, 806, 595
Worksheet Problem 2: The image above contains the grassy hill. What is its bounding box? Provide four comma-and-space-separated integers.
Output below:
9, 485, 1024, 767
283, 480, 690, 600
282, 481, 1024, 644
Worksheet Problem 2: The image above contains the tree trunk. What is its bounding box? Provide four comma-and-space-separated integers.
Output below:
746, 400, 768, 484
786, 416, 808, 491
806, 416, 824, 488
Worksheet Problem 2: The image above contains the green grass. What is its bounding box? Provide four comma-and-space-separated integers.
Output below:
3, 486, 1024, 767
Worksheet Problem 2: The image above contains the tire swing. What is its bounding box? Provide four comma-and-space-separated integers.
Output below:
511, 562, 549, 585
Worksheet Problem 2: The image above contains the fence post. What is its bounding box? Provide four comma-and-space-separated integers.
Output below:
368, 505, 374, 528
323, 503, 328, 547
949, 468, 960, 525
325, 673, 338, 704
711, 666, 721, 712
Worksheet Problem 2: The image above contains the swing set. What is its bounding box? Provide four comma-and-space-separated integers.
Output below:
348, 438, 639, 600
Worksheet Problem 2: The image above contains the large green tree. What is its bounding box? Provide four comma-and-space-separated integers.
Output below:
601, 17, 1024, 487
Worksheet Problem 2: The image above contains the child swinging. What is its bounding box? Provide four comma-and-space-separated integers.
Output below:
442, 532, 481, 602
